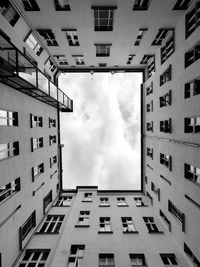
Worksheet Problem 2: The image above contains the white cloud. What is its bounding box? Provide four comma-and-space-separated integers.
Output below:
59, 72, 142, 190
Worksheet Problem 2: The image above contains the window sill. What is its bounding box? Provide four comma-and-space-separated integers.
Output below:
123, 231, 139, 234
117, 205, 129, 207
136, 205, 148, 207
75, 225, 90, 228
99, 205, 110, 207
82, 200, 92, 202
35, 232, 59, 235
148, 231, 164, 234
98, 231, 113, 234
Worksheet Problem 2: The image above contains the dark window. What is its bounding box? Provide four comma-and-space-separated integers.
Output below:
147, 147, 153, 159
185, 42, 200, 68
30, 113, 42, 128
62, 29, 79, 46
49, 117, 56, 128
152, 28, 172, 46
99, 253, 115, 266
146, 100, 153, 112
92, 6, 117, 31
160, 210, 171, 232
0, 141, 19, 160
184, 243, 200, 267
146, 81, 153, 96
68, 245, 85, 266
133, 0, 151, 10
184, 117, 200, 133
173, 0, 191, 10
95, 44, 111, 57
184, 77, 200, 98
38, 215, 64, 234
31, 137, 43, 151
82, 192, 92, 202
21, 0, 40, 11
76, 211, 90, 226
134, 28, 148, 46
53, 55, 68, 65
151, 182, 160, 201
18, 249, 50, 266
160, 254, 178, 265
160, 153, 172, 171
99, 197, 110, 207
140, 54, 153, 64
44, 57, 56, 72
32, 163, 44, 181
122, 217, 137, 233
146, 191, 153, 205
146, 121, 153, 132
145, 176, 148, 184
43, 190, 52, 214
0, 177, 20, 203
99, 217, 112, 233
50, 155, 57, 168
147, 57, 155, 78
127, 54, 135, 64
185, 1, 200, 39
0, 0, 20, 26
160, 118, 172, 133
72, 55, 84, 65
160, 65, 172, 86
129, 253, 147, 266
160, 90, 172, 107
49, 135, 56, 145
37, 29, 58, 46
0, 109, 18, 126
24, 31, 44, 56
143, 217, 162, 233
134, 197, 147, 207
99, 63, 107, 67
161, 30, 175, 64
184, 163, 200, 185
53, 0, 70, 11
168, 200, 185, 231
55, 195, 73, 206
117, 197, 128, 206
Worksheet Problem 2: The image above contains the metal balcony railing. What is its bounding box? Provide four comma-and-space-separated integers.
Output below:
0, 31, 73, 112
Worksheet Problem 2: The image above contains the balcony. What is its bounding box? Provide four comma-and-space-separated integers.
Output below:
0, 31, 73, 112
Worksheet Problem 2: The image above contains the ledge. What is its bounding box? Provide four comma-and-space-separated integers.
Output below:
148, 231, 164, 234
123, 231, 139, 234
75, 225, 90, 228
35, 232, 59, 235
117, 205, 129, 207
98, 231, 113, 234
99, 205, 111, 207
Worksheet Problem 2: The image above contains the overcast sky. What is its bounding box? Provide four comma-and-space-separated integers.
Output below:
59, 72, 142, 190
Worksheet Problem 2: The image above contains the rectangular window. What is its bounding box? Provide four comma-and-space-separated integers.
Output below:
31, 137, 43, 151
184, 243, 200, 267
55, 195, 73, 206
76, 211, 90, 227
43, 190, 52, 214
127, 54, 135, 64
185, 1, 200, 39
134, 197, 147, 207
160, 209, 171, 232
50, 155, 57, 168
184, 77, 200, 98
0, 109, 18, 126
95, 44, 112, 57
130, 254, 147, 266
147, 147, 153, 159
161, 30, 175, 64
38, 215, 64, 234
53, 0, 70, 11
147, 57, 155, 79
24, 31, 43, 56
184, 116, 200, 133
152, 28, 172, 46
53, 55, 68, 65
32, 163, 44, 181
0, 0, 20, 26
151, 182, 160, 201
49, 135, 56, 145
62, 29, 79, 46
99, 197, 110, 207
160, 90, 172, 107
146, 121, 153, 132
37, 29, 58, 46
143, 217, 163, 233
99, 253, 115, 266
82, 192, 92, 202
117, 197, 128, 206
146, 191, 153, 205
49, 117, 56, 128
44, 57, 57, 72
0, 141, 19, 160
133, 0, 151, 10
160, 254, 178, 265
160, 153, 172, 171
160, 118, 172, 133
92, 6, 117, 31
168, 200, 185, 231
72, 55, 85, 65
184, 163, 200, 185
173, 0, 191, 10
185, 42, 200, 68
146, 100, 153, 112
21, 0, 40, 11
18, 249, 50, 266
19, 211, 36, 250
30, 113, 42, 127
99, 217, 112, 233
160, 65, 172, 86
0, 177, 20, 203
68, 245, 85, 267
146, 81, 153, 96
140, 54, 153, 64
99, 63, 107, 67
121, 217, 137, 233
134, 28, 148, 46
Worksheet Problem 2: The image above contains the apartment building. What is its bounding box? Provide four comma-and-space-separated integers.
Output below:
0, 0, 200, 266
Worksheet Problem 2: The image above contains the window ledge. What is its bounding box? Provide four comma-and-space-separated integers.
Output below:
98, 231, 113, 234
136, 205, 148, 207
123, 231, 139, 234
148, 231, 164, 234
35, 232, 59, 235
75, 225, 90, 228
117, 205, 129, 207
82, 200, 92, 202
99, 205, 110, 207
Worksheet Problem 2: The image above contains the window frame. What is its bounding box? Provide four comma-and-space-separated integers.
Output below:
31, 137, 43, 152
121, 217, 138, 233
168, 200, 185, 231
92, 6, 117, 31
0, 141, 19, 161
21, 0, 40, 11
99, 253, 115, 266
0, 177, 20, 204
95, 44, 112, 57
0, 109, 18, 126
129, 253, 147, 266
18, 249, 50, 266
99, 217, 113, 233
38, 215, 64, 234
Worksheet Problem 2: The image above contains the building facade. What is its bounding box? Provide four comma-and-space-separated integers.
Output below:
0, 0, 200, 266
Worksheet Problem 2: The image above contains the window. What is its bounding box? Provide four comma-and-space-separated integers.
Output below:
117, 197, 128, 206
127, 54, 135, 64
99, 63, 107, 67
0, 177, 20, 203
146, 82, 153, 96
30, 114, 42, 127
147, 147, 153, 159
53, 55, 68, 65
31, 137, 43, 151
72, 55, 85, 65
55, 195, 73, 206
0, 141, 19, 160
38, 215, 64, 234
185, 1, 200, 39
151, 182, 160, 201
147, 56, 155, 78
133, 0, 151, 10
152, 28, 172, 46
37, 29, 58, 46
0, 109, 18, 126
184, 163, 200, 185
76, 211, 90, 227
130, 254, 147, 266
95, 44, 112, 57
143, 217, 163, 233
92, 6, 117, 31
184, 77, 200, 98
21, 0, 40, 11
140, 54, 153, 64
68, 245, 85, 267
173, 0, 191, 10
122, 217, 137, 233
50, 155, 57, 168
184, 243, 200, 267
134, 28, 148, 46
43, 190, 52, 214
160, 210, 171, 232
53, 0, 70, 11
160, 153, 172, 171
168, 200, 185, 231
146, 100, 153, 112
18, 249, 50, 267
44, 57, 57, 72
99, 197, 110, 207
82, 192, 92, 202
145, 176, 148, 184
161, 30, 175, 64
134, 197, 147, 207
0, 0, 20, 26
99, 217, 112, 233
184, 116, 200, 133
146, 121, 153, 132
19, 211, 36, 250
160, 254, 178, 265
62, 29, 79, 46
99, 253, 115, 266
49, 135, 56, 145
24, 31, 43, 56
160, 65, 172, 86
160, 118, 172, 133
49, 117, 56, 128
185, 42, 200, 68
32, 163, 44, 181
146, 191, 153, 205
160, 90, 172, 107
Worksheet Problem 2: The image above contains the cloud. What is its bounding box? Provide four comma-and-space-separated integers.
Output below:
59, 73, 142, 190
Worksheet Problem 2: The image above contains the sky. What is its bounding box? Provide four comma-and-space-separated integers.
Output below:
59, 72, 142, 190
